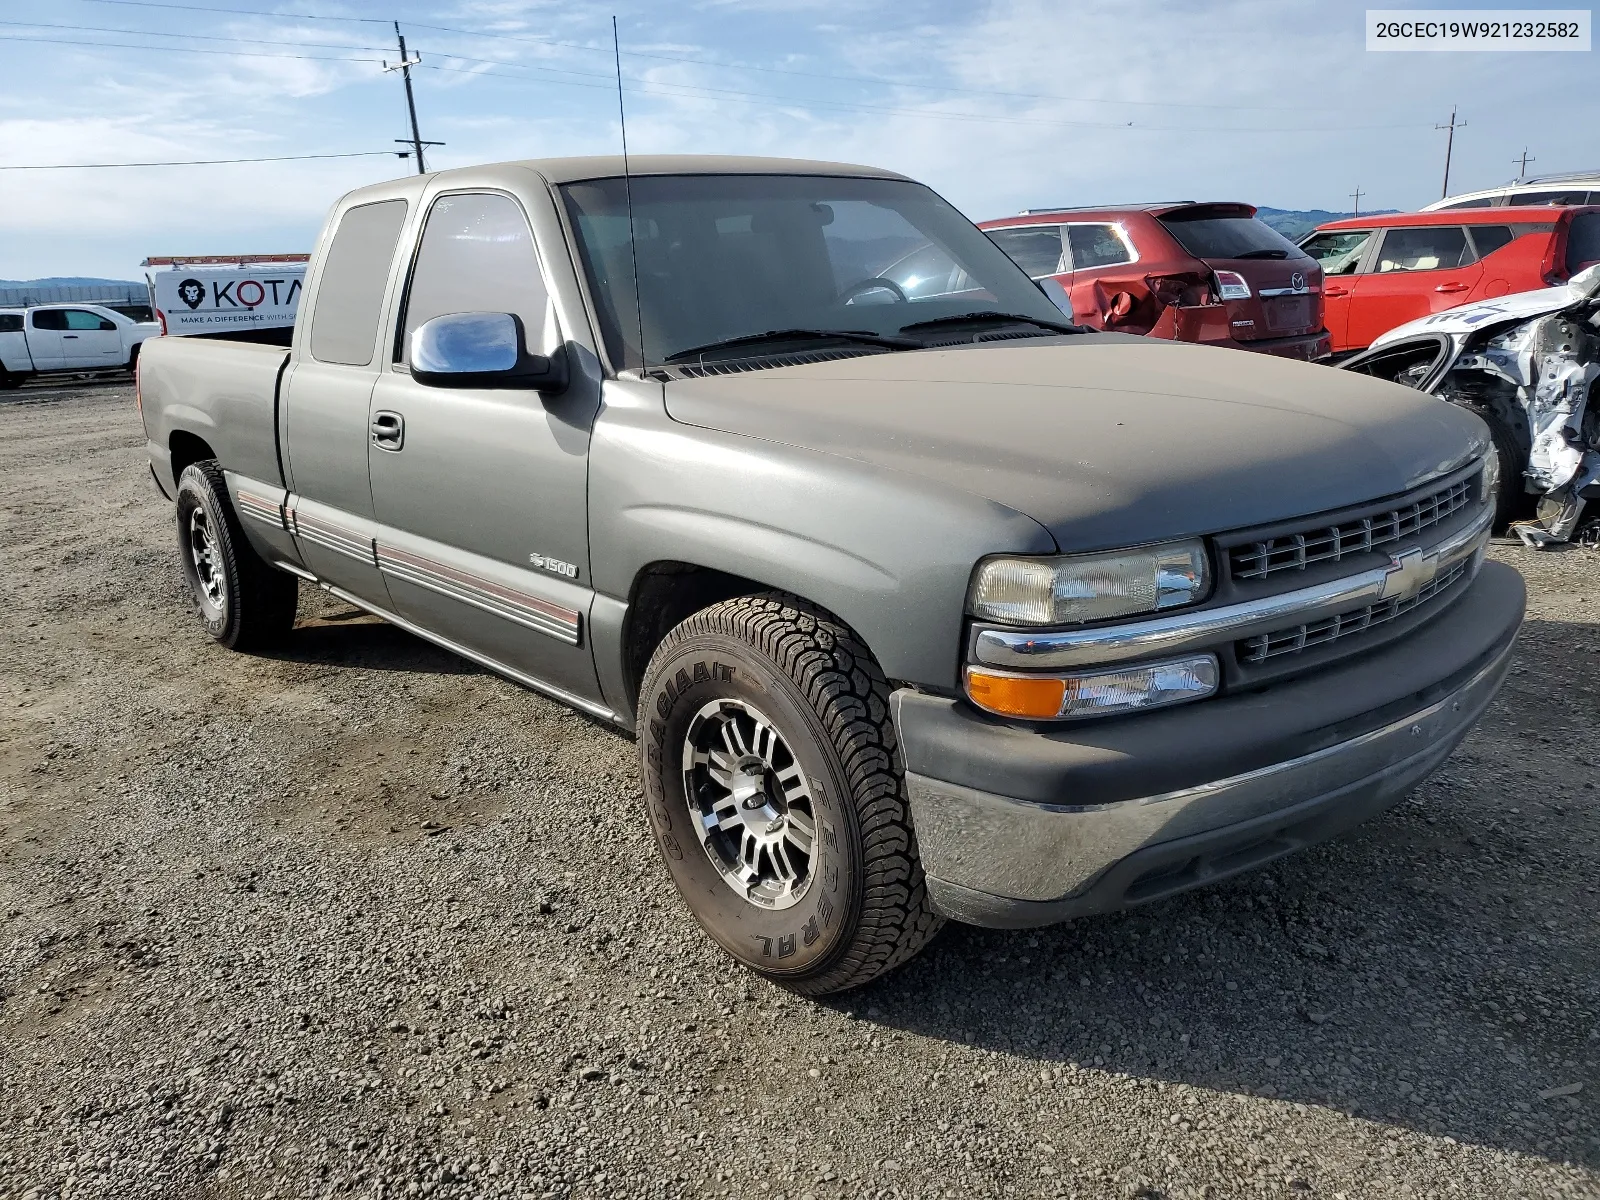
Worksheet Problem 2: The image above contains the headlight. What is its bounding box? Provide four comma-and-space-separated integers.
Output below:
967, 540, 1211, 626
1479, 448, 1501, 507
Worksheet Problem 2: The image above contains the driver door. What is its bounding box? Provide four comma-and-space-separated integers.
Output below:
367, 188, 602, 702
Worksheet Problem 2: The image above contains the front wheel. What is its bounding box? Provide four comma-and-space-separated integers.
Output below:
638, 594, 944, 995
175, 460, 298, 650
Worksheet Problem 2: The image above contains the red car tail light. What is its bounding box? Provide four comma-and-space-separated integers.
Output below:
1212, 269, 1252, 301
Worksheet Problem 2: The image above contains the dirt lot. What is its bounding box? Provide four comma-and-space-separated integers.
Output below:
1, 380, 1597, 1200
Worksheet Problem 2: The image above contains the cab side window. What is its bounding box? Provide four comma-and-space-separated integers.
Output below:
0, 314, 21, 333
1373, 226, 1473, 272
399, 192, 554, 365
63, 309, 116, 331
30, 310, 67, 330
310, 199, 410, 367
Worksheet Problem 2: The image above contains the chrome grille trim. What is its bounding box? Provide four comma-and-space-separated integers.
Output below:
1238, 561, 1469, 664
1229, 477, 1473, 581
971, 503, 1493, 671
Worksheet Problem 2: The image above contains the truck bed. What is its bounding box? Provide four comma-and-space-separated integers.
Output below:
139, 335, 289, 497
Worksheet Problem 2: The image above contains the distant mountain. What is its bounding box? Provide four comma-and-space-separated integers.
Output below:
1255, 207, 1401, 241
0, 277, 144, 288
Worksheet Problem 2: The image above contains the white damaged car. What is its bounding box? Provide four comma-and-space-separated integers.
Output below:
1340, 264, 1600, 545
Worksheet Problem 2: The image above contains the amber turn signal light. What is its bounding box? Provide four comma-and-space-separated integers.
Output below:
963, 669, 1068, 720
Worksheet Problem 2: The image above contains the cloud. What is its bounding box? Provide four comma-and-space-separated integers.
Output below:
1, 0, 1593, 277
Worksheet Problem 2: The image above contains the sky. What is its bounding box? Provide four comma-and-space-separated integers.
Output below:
0, 0, 1594, 281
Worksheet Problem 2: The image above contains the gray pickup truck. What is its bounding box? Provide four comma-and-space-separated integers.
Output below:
138, 156, 1525, 995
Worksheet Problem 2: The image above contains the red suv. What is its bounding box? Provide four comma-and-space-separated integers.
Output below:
980, 203, 1330, 360
1302, 206, 1600, 354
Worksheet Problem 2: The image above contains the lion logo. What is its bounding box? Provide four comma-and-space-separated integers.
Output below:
177, 278, 206, 310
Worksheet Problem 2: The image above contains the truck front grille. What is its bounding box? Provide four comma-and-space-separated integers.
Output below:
1237, 560, 1468, 664
1228, 476, 1473, 582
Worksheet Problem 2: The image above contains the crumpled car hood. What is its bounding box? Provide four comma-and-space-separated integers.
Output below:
1370, 284, 1585, 350
663, 335, 1487, 550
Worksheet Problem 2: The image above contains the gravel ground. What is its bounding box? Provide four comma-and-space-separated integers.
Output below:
1, 380, 1597, 1200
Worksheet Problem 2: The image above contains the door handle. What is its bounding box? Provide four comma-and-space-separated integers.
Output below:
1433, 282, 1469, 293
1324, 286, 1349, 298
370, 410, 405, 451
63, 334, 79, 339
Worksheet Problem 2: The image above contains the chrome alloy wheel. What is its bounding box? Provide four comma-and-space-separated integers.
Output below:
681, 698, 818, 910
187, 506, 225, 618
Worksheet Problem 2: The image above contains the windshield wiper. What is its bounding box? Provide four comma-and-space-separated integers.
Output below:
1230, 249, 1290, 260
896, 311, 1084, 338
662, 327, 917, 363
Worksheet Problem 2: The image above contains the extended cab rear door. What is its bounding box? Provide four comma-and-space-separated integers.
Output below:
279, 194, 414, 603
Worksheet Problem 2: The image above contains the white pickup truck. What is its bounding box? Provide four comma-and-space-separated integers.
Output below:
0, 302, 159, 389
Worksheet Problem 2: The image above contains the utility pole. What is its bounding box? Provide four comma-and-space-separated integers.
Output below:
383, 22, 442, 174
1434, 106, 1464, 200
1514, 147, 1535, 179
1349, 185, 1364, 216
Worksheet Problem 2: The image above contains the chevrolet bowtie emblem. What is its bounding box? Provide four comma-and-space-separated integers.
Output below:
1380, 545, 1435, 601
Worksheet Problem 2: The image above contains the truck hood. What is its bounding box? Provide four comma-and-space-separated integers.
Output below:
663, 335, 1487, 551
1369, 284, 1581, 351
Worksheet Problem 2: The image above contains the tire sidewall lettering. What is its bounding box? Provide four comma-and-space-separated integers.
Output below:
640, 640, 859, 976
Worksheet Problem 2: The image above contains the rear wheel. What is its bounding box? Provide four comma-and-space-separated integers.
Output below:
638, 593, 943, 995
0, 369, 22, 390
175, 460, 297, 650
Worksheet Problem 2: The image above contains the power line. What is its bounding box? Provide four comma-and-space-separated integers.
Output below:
0, 150, 403, 169
74, 0, 388, 22
0, 31, 380, 61
0, 16, 391, 51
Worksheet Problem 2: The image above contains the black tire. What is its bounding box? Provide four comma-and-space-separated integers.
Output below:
638, 593, 944, 995
0, 369, 21, 390
126, 343, 141, 373
1459, 401, 1528, 533
175, 460, 298, 650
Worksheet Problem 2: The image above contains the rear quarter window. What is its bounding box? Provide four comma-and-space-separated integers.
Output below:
0, 314, 21, 333
310, 199, 409, 367
1467, 226, 1516, 257
1567, 212, 1600, 274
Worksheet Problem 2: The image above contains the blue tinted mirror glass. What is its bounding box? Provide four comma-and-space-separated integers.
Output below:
411, 312, 519, 374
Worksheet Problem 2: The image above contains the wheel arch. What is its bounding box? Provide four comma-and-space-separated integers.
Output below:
169, 429, 219, 483
620, 561, 853, 721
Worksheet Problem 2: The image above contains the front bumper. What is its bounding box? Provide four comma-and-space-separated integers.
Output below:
893, 560, 1525, 928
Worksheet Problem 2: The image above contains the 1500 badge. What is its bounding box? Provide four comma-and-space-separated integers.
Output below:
528, 552, 579, 580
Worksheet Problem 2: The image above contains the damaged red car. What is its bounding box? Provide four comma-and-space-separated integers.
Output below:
980, 203, 1331, 360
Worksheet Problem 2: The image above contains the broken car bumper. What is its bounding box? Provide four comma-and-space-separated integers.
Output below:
891, 560, 1524, 928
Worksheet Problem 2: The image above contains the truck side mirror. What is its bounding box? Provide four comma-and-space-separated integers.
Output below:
410, 312, 568, 393
1038, 277, 1075, 321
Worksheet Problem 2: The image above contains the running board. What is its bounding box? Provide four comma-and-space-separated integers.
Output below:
273, 560, 618, 725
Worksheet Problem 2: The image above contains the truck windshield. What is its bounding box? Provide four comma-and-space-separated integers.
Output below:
560, 173, 1069, 370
